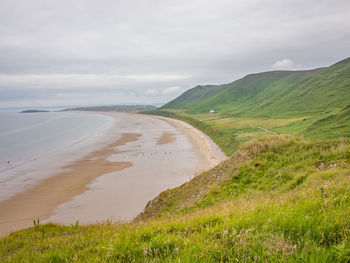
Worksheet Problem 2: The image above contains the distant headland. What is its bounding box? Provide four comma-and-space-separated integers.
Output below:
20, 110, 50, 113
65, 105, 157, 112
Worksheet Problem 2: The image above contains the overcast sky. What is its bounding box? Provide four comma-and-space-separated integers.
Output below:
0, 0, 349, 108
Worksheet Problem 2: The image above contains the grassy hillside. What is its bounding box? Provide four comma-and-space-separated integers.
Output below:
162, 58, 350, 118
149, 58, 350, 155
1, 136, 350, 262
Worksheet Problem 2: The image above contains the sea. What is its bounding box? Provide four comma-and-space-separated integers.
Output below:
0, 110, 114, 200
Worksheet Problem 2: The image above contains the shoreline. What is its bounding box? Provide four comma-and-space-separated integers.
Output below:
0, 111, 116, 201
0, 112, 226, 237
150, 114, 227, 167
0, 133, 139, 236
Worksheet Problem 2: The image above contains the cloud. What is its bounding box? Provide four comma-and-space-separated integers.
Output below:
162, 86, 183, 94
145, 89, 159, 95
0, 0, 349, 107
145, 86, 184, 96
271, 59, 298, 70
142, 86, 185, 104
0, 73, 188, 88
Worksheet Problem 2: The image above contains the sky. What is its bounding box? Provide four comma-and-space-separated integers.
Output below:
0, 0, 349, 108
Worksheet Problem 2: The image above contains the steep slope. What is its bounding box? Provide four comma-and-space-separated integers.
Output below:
162, 58, 350, 118
158, 57, 350, 140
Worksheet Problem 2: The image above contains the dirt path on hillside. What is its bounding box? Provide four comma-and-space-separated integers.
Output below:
258, 127, 280, 135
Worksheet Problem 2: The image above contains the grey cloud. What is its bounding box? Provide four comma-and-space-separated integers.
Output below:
0, 0, 349, 107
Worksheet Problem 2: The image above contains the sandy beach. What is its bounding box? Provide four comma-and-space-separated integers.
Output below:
0, 112, 226, 237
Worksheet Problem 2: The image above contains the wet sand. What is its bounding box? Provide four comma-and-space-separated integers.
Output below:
153, 115, 227, 166
157, 132, 176, 145
0, 112, 226, 237
0, 133, 139, 236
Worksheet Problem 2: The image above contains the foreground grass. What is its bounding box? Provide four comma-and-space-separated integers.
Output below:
1, 136, 350, 262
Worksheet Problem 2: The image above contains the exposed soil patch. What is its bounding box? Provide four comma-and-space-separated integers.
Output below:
157, 132, 176, 145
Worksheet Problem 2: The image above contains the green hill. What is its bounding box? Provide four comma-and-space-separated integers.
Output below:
162, 58, 350, 118
151, 58, 350, 155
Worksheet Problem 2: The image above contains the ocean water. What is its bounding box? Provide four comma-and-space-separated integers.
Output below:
0, 111, 114, 175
